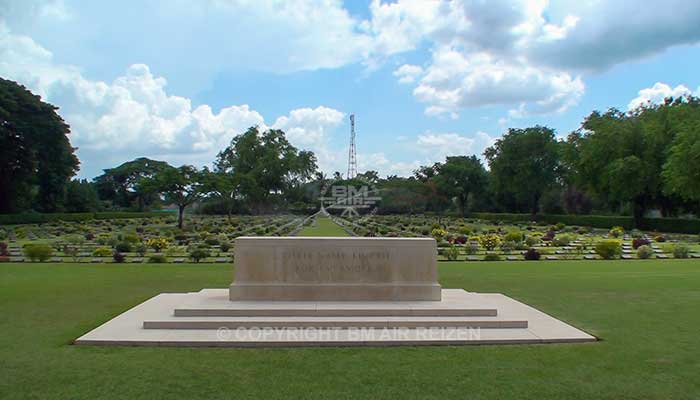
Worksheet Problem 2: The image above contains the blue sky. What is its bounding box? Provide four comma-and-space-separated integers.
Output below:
1, 0, 699, 179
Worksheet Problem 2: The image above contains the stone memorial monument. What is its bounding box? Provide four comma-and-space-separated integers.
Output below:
75, 236, 596, 347
230, 237, 441, 301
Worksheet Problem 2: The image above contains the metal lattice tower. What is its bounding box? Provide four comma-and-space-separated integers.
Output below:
347, 114, 357, 179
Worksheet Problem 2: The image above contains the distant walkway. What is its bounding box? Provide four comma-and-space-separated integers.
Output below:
297, 216, 350, 237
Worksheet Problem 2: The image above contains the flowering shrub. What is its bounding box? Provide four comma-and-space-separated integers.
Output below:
112, 252, 126, 263
92, 247, 112, 257
632, 238, 651, 249
431, 228, 447, 241
147, 237, 169, 252
524, 248, 541, 261
479, 234, 501, 251
609, 226, 624, 238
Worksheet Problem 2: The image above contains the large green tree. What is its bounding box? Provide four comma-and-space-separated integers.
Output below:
434, 156, 488, 216
0, 78, 79, 212
215, 127, 317, 213
484, 126, 561, 217
94, 157, 171, 210
148, 165, 205, 229
662, 127, 700, 207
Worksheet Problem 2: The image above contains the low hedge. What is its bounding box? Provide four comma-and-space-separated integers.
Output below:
0, 211, 172, 225
466, 213, 700, 234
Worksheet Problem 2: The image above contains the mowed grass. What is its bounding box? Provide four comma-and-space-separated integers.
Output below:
297, 216, 350, 237
1, 258, 700, 399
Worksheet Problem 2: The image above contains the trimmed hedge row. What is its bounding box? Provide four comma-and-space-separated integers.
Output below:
467, 212, 700, 234
0, 211, 173, 225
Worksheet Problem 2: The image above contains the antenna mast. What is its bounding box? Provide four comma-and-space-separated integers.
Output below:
347, 114, 357, 179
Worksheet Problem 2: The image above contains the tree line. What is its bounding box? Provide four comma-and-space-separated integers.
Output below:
2, 77, 700, 226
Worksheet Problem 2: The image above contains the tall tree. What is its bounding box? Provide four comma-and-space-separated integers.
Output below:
0, 78, 79, 212
215, 127, 317, 213
200, 167, 239, 222
662, 128, 700, 207
64, 179, 100, 212
94, 157, 171, 210
434, 156, 488, 216
484, 126, 561, 217
148, 165, 205, 229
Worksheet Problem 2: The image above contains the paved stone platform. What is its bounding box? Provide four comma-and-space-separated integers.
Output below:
74, 289, 596, 347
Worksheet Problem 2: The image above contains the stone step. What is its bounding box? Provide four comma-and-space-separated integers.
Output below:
173, 306, 497, 317
143, 316, 528, 330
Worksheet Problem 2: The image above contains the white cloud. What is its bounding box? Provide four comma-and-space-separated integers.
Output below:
413, 48, 584, 117
272, 106, 345, 145
628, 82, 697, 110
416, 132, 475, 159
375, 0, 700, 117
0, 24, 346, 178
393, 64, 423, 84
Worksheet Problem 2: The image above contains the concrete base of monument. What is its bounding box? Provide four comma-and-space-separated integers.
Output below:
74, 289, 596, 347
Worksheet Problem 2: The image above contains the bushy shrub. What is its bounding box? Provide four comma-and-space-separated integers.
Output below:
219, 242, 231, 252
524, 248, 541, 261
189, 248, 210, 263
431, 228, 447, 241
551, 234, 572, 247
478, 234, 501, 251
24, 244, 53, 262
147, 254, 167, 263
632, 238, 651, 249
609, 226, 624, 238
503, 231, 523, 243
204, 237, 220, 246
112, 252, 126, 263
541, 230, 555, 242
452, 236, 467, 245
636, 245, 653, 259
525, 235, 540, 247
115, 242, 132, 253
554, 222, 566, 231
654, 235, 666, 242
147, 237, 169, 252
458, 226, 472, 235
464, 242, 479, 255
444, 246, 460, 261
92, 247, 112, 257
673, 244, 690, 259
123, 233, 140, 244
483, 253, 502, 262
595, 240, 621, 260
65, 234, 85, 245
135, 243, 147, 257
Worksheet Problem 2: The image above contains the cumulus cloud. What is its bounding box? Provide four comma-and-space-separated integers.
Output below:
376, 0, 700, 117
628, 82, 698, 110
272, 106, 345, 145
413, 48, 584, 117
393, 64, 423, 84
0, 24, 346, 178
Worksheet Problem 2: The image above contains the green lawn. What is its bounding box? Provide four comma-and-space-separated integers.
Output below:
2, 259, 700, 399
297, 216, 350, 237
